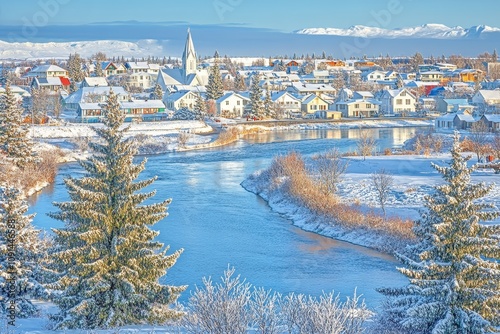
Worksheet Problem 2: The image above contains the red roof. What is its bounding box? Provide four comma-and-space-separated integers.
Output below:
59, 77, 71, 86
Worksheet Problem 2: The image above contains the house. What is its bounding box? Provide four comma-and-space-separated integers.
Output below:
125, 61, 150, 73
435, 110, 476, 130
378, 88, 417, 115
418, 71, 444, 83
125, 72, 157, 90
286, 82, 336, 99
270, 91, 301, 116
480, 114, 500, 132
316, 110, 342, 119
472, 90, 500, 113
363, 70, 388, 82
164, 90, 200, 111
216, 92, 250, 117
100, 62, 127, 76
24, 64, 68, 78
77, 99, 166, 122
31, 76, 71, 92
81, 77, 108, 88
333, 99, 379, 118
301, 94, 330, 117
435, 98, 469, 114
64, 86, 129, 110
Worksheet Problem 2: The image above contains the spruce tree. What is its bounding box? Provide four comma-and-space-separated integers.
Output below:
67, 53, 85, 93
151, 83, 164, 100
234, 71, 246, 92
0, 186, 50, 318
249, 73, 264, 117
0, 81, 34, 168
94, 59, 105, 77
48, 89, 185, 330
194, 93, 207, 116
264, 89, 273, 118
206, 52, 224, 101
377, 132, 500, 334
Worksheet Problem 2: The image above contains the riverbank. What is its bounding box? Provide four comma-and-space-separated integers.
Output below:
241, 151, 500, 255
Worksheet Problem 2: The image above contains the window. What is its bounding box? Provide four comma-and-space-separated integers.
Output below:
226, 101, 229, 105
400, 91, 406, 96
396, 99, 402, 105
354, 104, 359, 108
237, 101, 240, 105
406, 99, 411, 105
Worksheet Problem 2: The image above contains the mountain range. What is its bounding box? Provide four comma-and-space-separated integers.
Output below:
0, 22, 499, 60
296, 24, 500, 39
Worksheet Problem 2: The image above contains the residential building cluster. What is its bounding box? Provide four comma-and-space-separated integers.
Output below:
1, 30, 500, 129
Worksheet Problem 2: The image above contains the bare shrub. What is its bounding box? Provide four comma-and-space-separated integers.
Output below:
313, 148, 349, 194
181, 267, 252, 334
180, 267, 371, 334
371, 169, 394, 216
178, 132, 190, 148
357, 129, 376, 160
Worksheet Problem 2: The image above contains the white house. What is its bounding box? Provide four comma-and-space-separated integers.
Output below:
378, 88, 417, 115
24, 64, 68, 78
270, 91, 301, 115
472, 90, 500, 113
125, 72, 157, 90
64, 86, 129, 110
286, 82, 336, 99
164, 90, 200, 111
301, 94, 330, 117
81, 77, 108, 88
216, 92, 250, 117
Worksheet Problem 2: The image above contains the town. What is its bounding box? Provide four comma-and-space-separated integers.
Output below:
1, 29, 499, 131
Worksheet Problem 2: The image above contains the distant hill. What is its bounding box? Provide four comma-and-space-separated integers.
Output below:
0, 22, 499, 59
296, 24, 500, 39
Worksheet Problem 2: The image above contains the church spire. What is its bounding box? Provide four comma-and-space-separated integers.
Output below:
182, 28, 197, 78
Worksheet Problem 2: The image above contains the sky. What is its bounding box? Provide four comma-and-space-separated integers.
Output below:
0, 0, 499, 32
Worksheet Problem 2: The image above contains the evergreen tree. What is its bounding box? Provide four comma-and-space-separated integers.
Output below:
194, 93, 207, 116
234, 71, 246, 92
206, 52, 224, 101
377, 132, 500, 334
249, 73, 264, 117
0, 81, 34, 168
48, 89, 185, 330
94, 60, 105, 77
151, 83, 164, 100
264, 89, 273, 117
67, 53, 85, 93
0, 186, 50, 318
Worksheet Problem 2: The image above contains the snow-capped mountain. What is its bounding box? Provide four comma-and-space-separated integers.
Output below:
296, 24, 500, 39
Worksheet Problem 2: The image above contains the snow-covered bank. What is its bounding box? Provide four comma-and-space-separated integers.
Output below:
30, 120, 214, 139
242, 153, 500, 254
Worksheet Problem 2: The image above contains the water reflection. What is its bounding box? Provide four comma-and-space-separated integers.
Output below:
27, 127, 428, 309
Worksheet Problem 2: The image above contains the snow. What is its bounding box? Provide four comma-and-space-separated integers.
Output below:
242, 151, 500, 254
296, 24, 500, 39
5, 119, 447, 332
0, 39, 164, 59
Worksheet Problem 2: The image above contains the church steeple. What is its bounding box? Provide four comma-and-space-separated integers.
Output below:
182, 28, 197, 79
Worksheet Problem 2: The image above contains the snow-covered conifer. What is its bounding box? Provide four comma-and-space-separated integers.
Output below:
249, 73, 264, 117
0, 186, 50, 318
0, 81, 34, 168
151, 83, 164, 100
206, 52, 224, 101
194, 93, 207, 116
377, 132, 500, 333
48, 89, 185, 330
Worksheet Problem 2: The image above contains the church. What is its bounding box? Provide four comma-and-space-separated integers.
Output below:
157, 29, 209, 89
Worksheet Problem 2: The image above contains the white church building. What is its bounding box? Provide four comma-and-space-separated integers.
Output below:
157, 29, 209, 89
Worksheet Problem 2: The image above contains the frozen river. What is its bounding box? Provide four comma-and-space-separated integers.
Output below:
28, 126, 427, 310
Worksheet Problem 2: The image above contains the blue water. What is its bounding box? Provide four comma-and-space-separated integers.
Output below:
28, 127, 424, 310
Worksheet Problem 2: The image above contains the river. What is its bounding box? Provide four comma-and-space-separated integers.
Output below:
28, 126, 427, 310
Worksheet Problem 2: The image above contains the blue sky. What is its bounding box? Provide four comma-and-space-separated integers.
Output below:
0, 0, 499, 32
